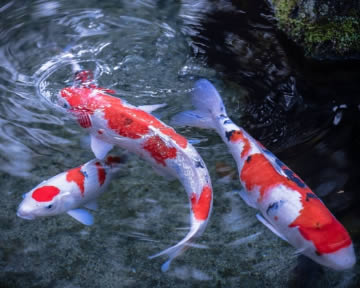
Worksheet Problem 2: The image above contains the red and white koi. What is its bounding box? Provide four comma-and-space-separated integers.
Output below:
58, 71, 213, 272
17, 155, 124, 225
172, 79, 356, 270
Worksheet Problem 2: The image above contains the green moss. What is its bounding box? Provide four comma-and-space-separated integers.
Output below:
271, 0, 360, 56
272, 0, 297, 24
304, 17, 360, 54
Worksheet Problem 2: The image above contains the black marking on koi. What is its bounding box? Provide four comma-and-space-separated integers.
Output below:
246, 155, 252, 163
195, 160, 205, 168
191, 112, 204, 119
81, 170, 89, 178
225, 130, 235, 141
262, 147, 275, 156
283, 168, 306, 188
266, 200, 284, 215
275, 158, 285, 168
306, 193, 319, 202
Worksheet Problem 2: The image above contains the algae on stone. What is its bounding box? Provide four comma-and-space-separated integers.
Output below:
269, 0, 360, 58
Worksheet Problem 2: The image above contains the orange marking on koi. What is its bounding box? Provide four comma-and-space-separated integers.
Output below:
191, 186, 212, 220
66, 167, 85, 196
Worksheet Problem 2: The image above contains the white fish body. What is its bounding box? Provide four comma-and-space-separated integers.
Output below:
59, 75, 213, 271
17, 156, 124, 225
172, 79, 356, 271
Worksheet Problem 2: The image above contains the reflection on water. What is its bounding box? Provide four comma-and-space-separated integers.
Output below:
0, 0, 359, 287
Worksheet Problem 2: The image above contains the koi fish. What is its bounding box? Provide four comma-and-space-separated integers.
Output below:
17, 155, 124, 225
58, 71, 213, 272
172, 79, 356, 270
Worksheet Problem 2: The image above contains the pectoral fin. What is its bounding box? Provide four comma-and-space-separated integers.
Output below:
237, 189, 257, 209
91, 135, 113, 160
67, 208, 94, 226
138, 103, 166, 114
256, 213, 288, 242
171, 110, 215, 129
84, 200, 98, 211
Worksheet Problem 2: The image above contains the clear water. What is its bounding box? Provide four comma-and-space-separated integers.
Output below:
0, 1, 359, 287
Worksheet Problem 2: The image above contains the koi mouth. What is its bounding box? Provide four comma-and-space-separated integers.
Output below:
16, 211, 35, 220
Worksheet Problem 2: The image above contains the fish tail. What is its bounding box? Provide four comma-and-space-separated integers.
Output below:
192, 79, 226, 116
171, 79, 226, 129
149, 220, 206, 272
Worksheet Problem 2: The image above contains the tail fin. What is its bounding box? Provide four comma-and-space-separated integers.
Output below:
192, 79, 226, 116
171, 79, 226, 129
149, 220, 206, 272
171, 110, 216, 129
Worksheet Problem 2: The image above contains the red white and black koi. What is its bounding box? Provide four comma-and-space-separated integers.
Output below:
17, 156, 124, 225
172, 79, 356, 270
58, 71, 213, 272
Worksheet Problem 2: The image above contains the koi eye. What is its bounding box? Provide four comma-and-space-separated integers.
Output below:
47, 204, 53, 209
63, 103, 69, 109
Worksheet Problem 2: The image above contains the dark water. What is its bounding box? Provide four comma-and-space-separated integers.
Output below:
0, 0, 359, 287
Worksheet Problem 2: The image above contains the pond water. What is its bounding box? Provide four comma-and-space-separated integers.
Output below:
0, 0, 359, 287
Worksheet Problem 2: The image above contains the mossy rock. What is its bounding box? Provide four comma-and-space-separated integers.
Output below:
269, 0, 360, 59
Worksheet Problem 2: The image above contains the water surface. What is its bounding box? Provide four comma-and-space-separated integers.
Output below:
0, 1, 359, 287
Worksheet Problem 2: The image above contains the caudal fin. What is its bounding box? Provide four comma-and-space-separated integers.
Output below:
149, 220, 206, 272
192, 79, 226, 115
171, 79, 226, 129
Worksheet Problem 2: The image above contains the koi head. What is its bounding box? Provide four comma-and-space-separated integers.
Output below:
58, 87, 99, 128
58, 69, 95, 110
302, 242, 356, 270
288, 212, 356, 270
58, 86, 93, 110
17, 185, 70, 220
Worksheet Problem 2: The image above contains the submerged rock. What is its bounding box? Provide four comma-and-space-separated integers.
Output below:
268, 0, 360, 59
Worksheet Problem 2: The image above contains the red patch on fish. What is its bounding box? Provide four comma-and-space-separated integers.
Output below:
95, 162, 106, 186
288, 200, 352, 254
105, 155, 123, 166
60, 87, 188, 148
157, 126, 188, 149
32, 186, 60, 202
66, 167, 85, 196
240, 153, 352, 253
143, 136, 177, 166
75, 110, 92, 128
240, 153, 290, 200
104, 106, 150, 139
61, 87, 91, 108
191, 186, 212, 220
230, 131, 251, 157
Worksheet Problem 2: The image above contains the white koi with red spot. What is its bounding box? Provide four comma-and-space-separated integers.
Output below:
58, 71, 213, 272
17, 156, 124, 226
172, 79, 356, 270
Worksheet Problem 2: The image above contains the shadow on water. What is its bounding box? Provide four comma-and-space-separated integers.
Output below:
0, 0, 359, 287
